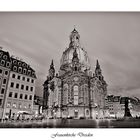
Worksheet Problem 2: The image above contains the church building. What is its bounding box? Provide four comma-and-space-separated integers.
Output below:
43, 28, 107, 119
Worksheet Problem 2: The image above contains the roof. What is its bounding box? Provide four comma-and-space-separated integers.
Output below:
11, 57, 37, 78
0, 48, 37, 78
0, 49, 11, 68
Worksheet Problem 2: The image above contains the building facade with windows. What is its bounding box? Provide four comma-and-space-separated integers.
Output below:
0, 49, 11, 119
2, 57, 36, 119
43, 29, 107, 119
105, 95, 140, 118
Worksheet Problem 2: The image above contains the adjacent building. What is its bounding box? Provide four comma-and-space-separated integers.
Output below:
43, 29, 107, 119
105, 95, 140, 118
0, 48, 37, 120
33, 95, 43, 116
0, 48, 11, 119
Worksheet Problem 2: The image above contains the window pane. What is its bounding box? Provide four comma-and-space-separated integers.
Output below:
74, 85, 78, 96
74, 96, 78, 105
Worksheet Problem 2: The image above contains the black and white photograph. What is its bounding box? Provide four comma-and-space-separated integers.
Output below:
0, 12, 140, 129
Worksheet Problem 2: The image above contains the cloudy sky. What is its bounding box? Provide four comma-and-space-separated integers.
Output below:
0, 12, 140, 98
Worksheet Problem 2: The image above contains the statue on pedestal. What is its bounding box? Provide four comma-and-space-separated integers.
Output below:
124, 97, 132, 118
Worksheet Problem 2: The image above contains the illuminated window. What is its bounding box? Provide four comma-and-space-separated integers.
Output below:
18, 103, 22, 109
7, 102, 11, 107
13, 103, 16, 108
63, 84, 68, 105
74, 85, 79, 105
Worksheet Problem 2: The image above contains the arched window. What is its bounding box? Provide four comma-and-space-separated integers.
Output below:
74, 85, 79, 105
84, 84, 88, 104
63, 84, 68, 105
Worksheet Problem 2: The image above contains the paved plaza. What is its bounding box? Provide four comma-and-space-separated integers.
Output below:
0, 119, 140, 128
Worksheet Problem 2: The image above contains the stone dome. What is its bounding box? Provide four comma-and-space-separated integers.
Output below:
60, 29, 90, 71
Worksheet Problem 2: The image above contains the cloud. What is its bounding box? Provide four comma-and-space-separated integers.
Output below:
0, 12, 140, 98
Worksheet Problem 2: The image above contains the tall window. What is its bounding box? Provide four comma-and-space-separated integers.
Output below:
74, 85, 79, 105
12, 74, 16, 78
16, 83, 19, 89
22, 77, 25, 81
26, 86, 29, 91
20, 94, 23, 99
0, 99, 2, 106
13, 66, 17, 72
63, 84, 68, 105
31, 79, 34, 83
10, 82, 14, 88
84, 85, 88, 104
17, 75, 20, 80
18, 67, 22, 73
1, 88, 5, 94
3, 79, 6, 84
6, 62, 10, 68
24, 94, 28, 100
0, 69, 2, 74
30, 87, 33, 92
14, 93, 18, 98
29, 95, 32, 100
27, 78, 30, 82
1, 60, 5, 66
9, 92, 12, 97
21, 84, 24, 90
4, 71, 8, 75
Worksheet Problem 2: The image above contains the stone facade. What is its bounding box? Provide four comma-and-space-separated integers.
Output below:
0, 49, 11, 119
43, 29, 107, 119
105, 95, 140, 118
0, 48, 37, 120
2, 57, 36, 119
